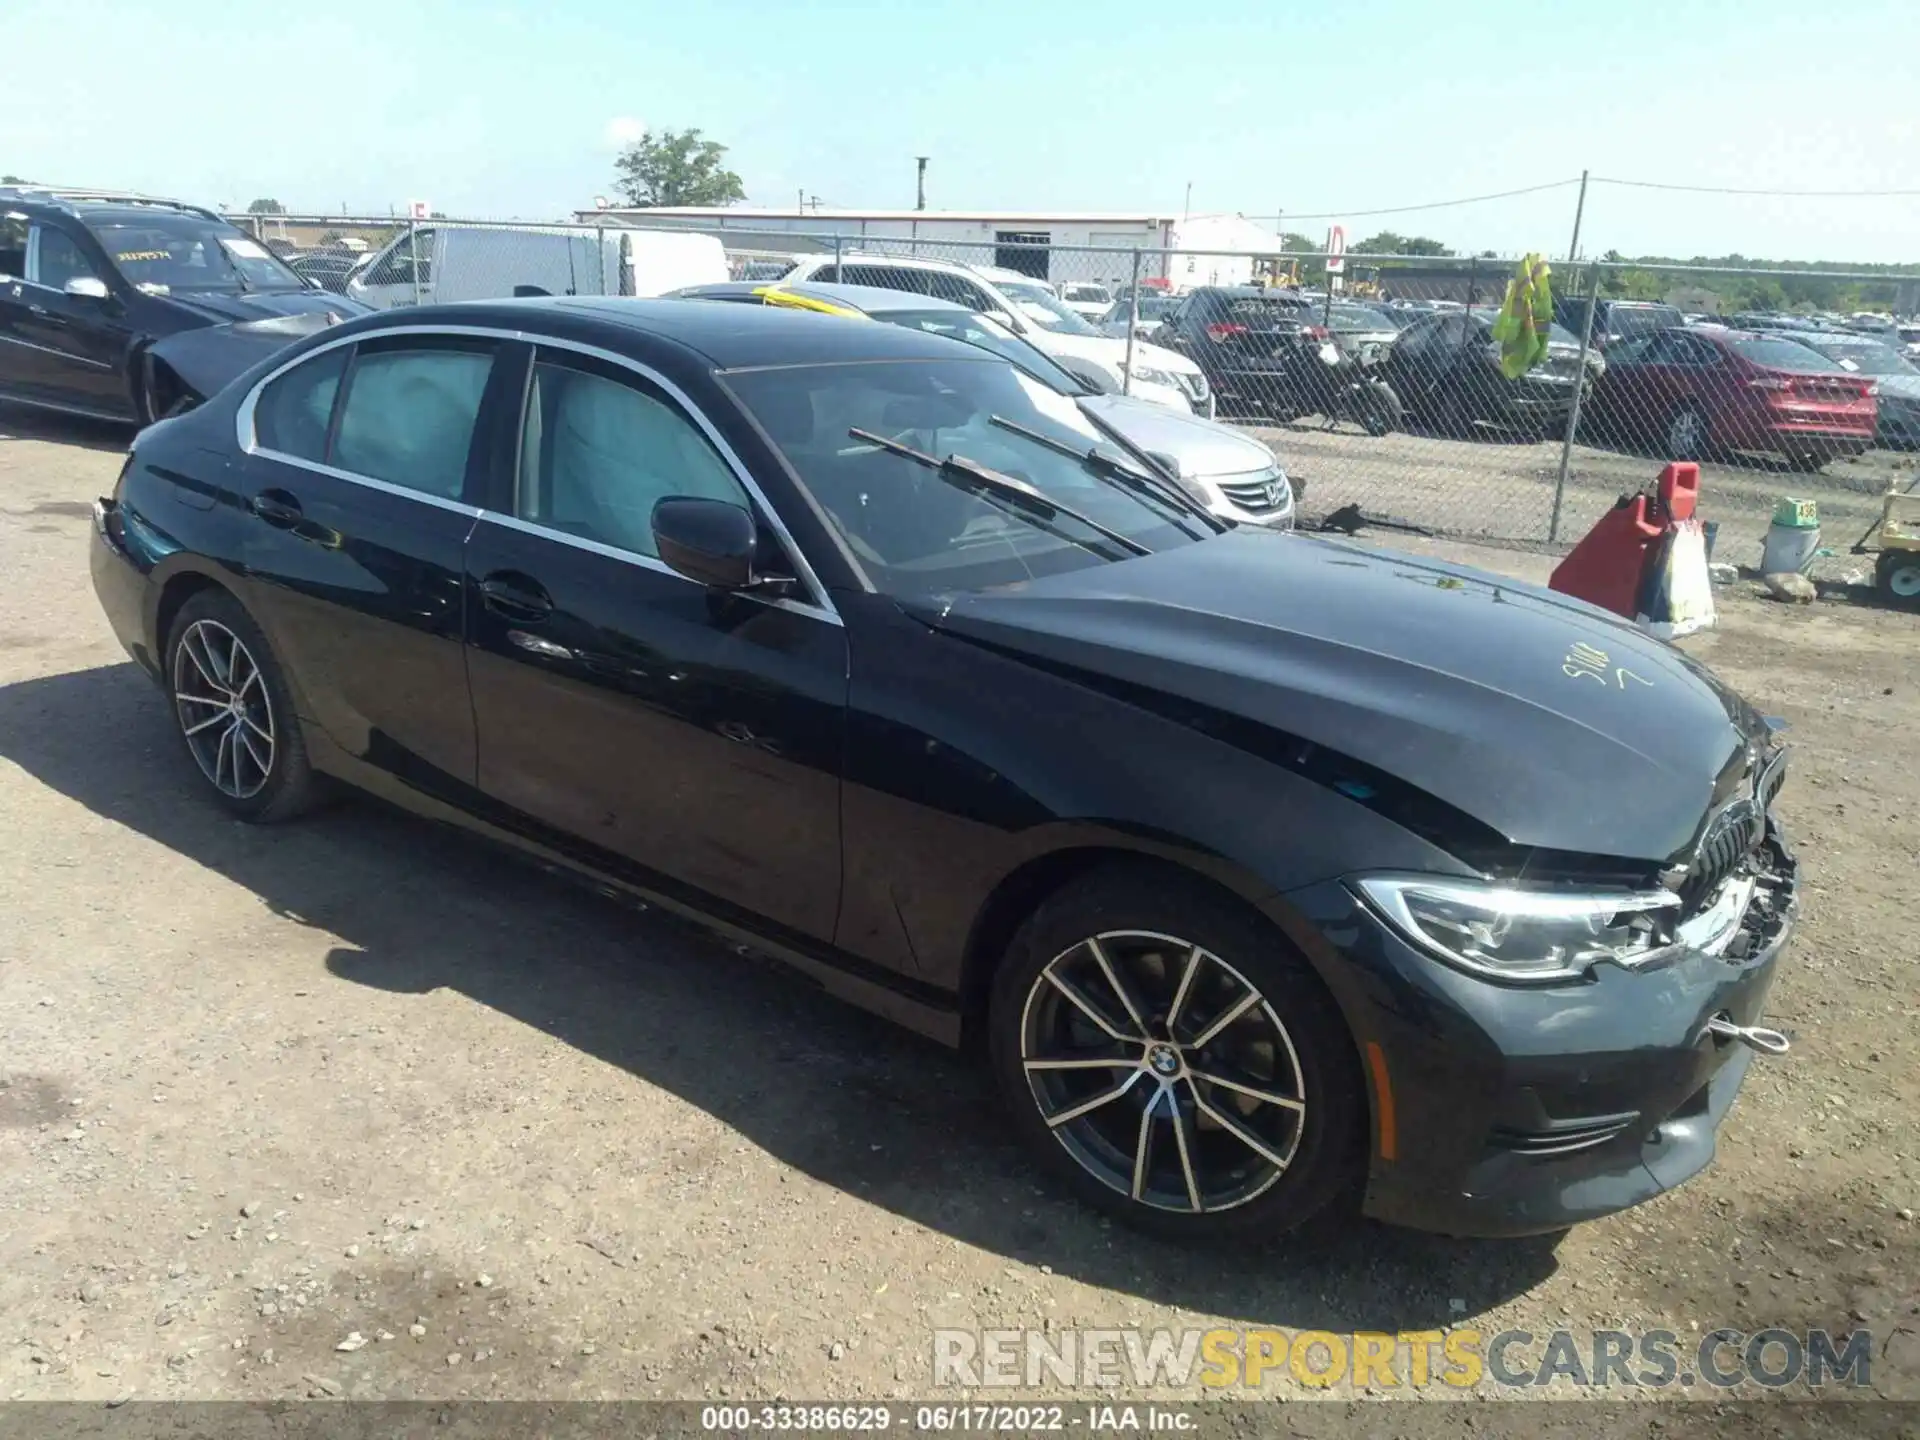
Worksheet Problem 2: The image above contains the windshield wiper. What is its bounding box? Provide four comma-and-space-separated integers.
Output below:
846, 428, 1151, 559
990, 413, 1214, 536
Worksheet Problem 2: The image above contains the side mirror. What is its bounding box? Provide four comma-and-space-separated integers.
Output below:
65, 276, 109, 300
652, 496, 758, 590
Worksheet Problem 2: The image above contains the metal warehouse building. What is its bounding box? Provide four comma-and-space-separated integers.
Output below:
572, 206, 1287, 289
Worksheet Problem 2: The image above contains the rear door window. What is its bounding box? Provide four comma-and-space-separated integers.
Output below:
332, 339, 495, 498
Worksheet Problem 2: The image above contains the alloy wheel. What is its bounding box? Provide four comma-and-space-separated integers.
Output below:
173, 619, 276, 800
1018, 930, 1307, 1214
1667, 408, 1705, 458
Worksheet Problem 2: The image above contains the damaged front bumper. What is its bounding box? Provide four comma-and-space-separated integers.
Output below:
1287, 821, 1799, 1238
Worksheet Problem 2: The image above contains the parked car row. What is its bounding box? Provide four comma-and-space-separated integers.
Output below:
781, 252, 1215, 418
667, 280, 1296, 528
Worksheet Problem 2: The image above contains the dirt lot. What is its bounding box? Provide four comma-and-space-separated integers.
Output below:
1, 404, 1917, 1414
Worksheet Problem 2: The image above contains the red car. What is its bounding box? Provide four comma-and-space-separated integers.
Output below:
1587, 325, 1877, 470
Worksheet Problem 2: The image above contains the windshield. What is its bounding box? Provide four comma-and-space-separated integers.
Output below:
83, 215, 305, 292
724, 358, 1203, 596
1106, 294, 1177, 321
1326, 303, 1394, 331
1730, 336, 1847, 372
1226, 296, 1313, 326
996, 280, 1102, 336
1061, 284, 1111, 303
1605, 305, 1682, 337
1467, 311, 1582, 346
876, 309, 1092, 395
1803, 339, 1916, 376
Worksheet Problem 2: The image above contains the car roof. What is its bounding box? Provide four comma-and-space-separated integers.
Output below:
347, 295, 986, 369
824, 251, 1036, 285
676, 281, 977, 318
0, 188, 224, 225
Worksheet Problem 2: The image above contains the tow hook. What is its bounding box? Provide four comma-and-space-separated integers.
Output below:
1706, 1013, 1791, 1056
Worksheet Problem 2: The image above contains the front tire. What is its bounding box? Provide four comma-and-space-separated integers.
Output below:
1347, 380, 1403, 437
1876, 550, 1920, 607
166, 590, 317, 822
987, 865, 1365, 1242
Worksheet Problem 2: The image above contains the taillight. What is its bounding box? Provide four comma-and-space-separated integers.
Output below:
1205, 322, 1248, 342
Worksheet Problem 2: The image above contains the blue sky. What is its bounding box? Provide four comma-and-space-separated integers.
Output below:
6, 0, 1918, 264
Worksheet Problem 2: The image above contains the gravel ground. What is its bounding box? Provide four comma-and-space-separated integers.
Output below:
0, 404, 1916, 1415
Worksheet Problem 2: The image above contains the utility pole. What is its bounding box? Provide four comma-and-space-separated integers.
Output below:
1183, 181, 1192, 219
915, 156, 929, 212
1567, 168, 1589, 264
797, 187, 805, 215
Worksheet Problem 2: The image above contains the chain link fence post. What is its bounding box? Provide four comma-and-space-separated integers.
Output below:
596, 224, 606, 296
833, 234, 843, 279
1122, 249, 1142, 397
408, 218, 421, 307
1549, 260, 1603, 545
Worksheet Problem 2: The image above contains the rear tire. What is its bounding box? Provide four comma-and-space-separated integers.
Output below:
1666, 404, 1709, 460
165, 590, 318, 823
987, 864, 1365, 1243
1348, 381, 1402, 437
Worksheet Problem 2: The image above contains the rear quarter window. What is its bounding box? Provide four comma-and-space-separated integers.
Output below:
253, 347, 348, 461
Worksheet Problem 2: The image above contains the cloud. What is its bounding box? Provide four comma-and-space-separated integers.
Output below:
604, 117, 647, 149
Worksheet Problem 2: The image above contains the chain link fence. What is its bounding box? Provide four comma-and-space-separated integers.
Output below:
237, 212, 1920, 560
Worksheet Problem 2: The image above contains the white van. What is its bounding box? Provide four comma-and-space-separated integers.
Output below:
345, 224, 727, 310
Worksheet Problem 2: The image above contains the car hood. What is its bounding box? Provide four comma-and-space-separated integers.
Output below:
905, 530, 1765, 864
148, 309, 360, 403
1036, 330, 1201, 377
162, 288, 370, 325
1078, 394, 1277, 479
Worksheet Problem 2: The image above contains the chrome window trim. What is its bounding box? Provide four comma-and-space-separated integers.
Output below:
233, 322, 842, 627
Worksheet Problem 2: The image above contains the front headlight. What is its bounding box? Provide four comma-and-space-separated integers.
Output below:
1127, 365, 1178, 389
1354, 875, 1681, 984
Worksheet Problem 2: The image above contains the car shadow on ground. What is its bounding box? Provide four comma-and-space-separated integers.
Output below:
0, 402, 131, 454
0, 661, 1563, 1331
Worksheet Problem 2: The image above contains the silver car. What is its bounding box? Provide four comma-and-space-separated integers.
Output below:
670, 281, 1296, 529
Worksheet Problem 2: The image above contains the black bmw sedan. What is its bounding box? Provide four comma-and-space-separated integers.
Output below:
90, 297, 1798, 1242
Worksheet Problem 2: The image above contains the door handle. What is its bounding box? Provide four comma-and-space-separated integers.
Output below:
248, 490, 303, 527
508, 629, 572, 660
27, 304, 48, 318
478, 572, 554, 621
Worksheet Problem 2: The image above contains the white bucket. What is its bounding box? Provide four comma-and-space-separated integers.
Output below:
1761, 521, 1821, 575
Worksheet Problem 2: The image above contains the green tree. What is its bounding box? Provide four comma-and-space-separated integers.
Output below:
612, 128, 746, 208
1, 174, 26, 184
1352, 231, 1454, 257
246, 197, 286, 214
